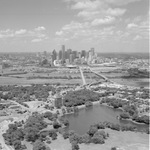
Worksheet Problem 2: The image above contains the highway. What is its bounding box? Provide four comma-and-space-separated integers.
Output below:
79, 67, 114, 87
79, 67, 86, 85
89, 68, 109, 81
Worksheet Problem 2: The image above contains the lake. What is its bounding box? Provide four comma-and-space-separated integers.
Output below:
63, 104, 148, 135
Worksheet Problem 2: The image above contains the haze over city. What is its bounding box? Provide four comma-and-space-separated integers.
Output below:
0, 0, 149, 53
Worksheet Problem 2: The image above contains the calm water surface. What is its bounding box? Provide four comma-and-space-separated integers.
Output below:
64, 105, 148, 135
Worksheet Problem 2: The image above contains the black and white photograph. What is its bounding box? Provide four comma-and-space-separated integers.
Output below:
0, 0, 149, 150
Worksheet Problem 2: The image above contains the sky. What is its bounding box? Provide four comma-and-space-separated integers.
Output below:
0, 0, 149, 53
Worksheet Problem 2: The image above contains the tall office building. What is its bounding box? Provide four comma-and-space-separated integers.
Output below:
59, 50, 62, 60
90, 48, 95, 56
67, 49, 72, 59
81, 50, 86, 58
52, 49, 57, 62
72, 51, 77, 59
78, 52, 81, 59
88, 50, 93, 63
62, 45, 65, 63
69, 54, 73, 64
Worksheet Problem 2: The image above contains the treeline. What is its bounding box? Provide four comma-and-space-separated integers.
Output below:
61, 121, 149, 150
100, 98, 149, 125
2, 112, 70, 150
27, 75, 81, 80
63, 89, 101, 107
123, 68, 149, 78
3, 111, 149, 150
0, 84, 56, 102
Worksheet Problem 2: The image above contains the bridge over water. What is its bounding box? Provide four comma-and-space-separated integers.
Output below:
79, 67, 114, 86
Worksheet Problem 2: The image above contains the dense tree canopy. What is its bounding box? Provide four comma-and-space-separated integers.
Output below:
63, 89, 100, 107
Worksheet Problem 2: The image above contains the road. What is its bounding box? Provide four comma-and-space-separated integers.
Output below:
89, 68, 109, 81
79, 67, 86, 85
78, 66, 115, 88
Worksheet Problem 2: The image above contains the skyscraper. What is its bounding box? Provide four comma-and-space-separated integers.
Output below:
52, 49, 57, 62
59, 50, 62, 60
90, 48, 95, 56
69, 54, 73, 64
81, 50, 86, 58
62, 45, 65, 63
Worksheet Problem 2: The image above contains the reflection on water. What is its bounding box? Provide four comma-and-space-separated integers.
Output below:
64, 105, 148, 135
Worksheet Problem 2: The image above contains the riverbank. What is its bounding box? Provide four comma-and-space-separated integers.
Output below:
100, 103, 149, 125
77, 101, 100, 109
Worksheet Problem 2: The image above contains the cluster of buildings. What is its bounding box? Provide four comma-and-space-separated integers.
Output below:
36, 45, 98, 67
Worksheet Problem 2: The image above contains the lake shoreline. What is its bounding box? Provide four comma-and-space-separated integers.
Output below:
63, 101, 148, 126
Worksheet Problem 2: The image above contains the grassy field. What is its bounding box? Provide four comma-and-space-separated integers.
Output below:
48, 129, 149, 150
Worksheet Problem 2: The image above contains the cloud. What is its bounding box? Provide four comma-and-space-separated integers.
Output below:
77, 10, 100, 19
31, 38, 43, 42
126, 18, 149, 39
0, 27, 48, 42
0, 29, 14, 38
127, 23, 138, 29
133, 35, 142, 40
64, 0, 142, 6
106, 8, 126, 16
34, 26, 46, 31
105, 0, 142, 6
15, 29, 27, 35
91, 16, 115, 26
59, 0, 147, 45
71, 0, 101, 10
55, 31, 63, 36
65, 0, 127, 23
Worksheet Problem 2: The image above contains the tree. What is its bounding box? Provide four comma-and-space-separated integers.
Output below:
120, 112, 130, 119
91, 134, 105, 144
87, 126, 98, 137
49, 129, 57, 140
81, 134, 90, 144
53, 121, 61, 129
24, 127, 39, 142
85, 101, 93, 107
39, 131, 48, 141
62, 131, 69, 139
69, 133, 80, 144
13, 140, 22, 150
62, 119, 69, 127
94, 130, 108, 139
71, 141, 80, 150
33, 140, 51, 150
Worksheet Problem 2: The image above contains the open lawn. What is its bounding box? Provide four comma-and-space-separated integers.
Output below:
48, 129, 149, 150
80, 129, 149, 150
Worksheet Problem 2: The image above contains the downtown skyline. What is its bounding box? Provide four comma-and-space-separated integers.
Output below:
0, 0, 149, 53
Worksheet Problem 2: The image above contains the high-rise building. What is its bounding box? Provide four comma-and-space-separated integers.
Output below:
65, 51, 68, 59
59, 50, 62, 60
67, 49, 72, 59
62, 45, 65, 63
88, 50, 93, 63
78, 52, 81, 59
72, 51, 77, 59
81, 50, 86, 58
69, 54, 73, 64
90, 48, 95, 56
52, 49, 57, 62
